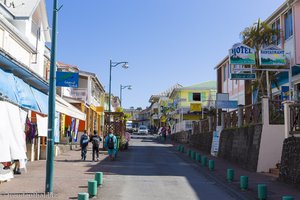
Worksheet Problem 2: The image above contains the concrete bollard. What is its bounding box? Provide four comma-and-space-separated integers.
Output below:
95, 172, 103, 186
282, 196, 294, 200
196, 153, 201, 162
227, 169, 234, 182
88, 180, 97, 197
201, 156, 207, 166
208, 160, 214, 171
257, 184, 267, 200
240, 176, 248, 190
78, 193, 89, 200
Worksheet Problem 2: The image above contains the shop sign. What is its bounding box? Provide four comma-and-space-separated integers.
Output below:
229, 43, 256, 65
56, 72, 79, 88
259, 45, 286, 66
231, 73, 256, 80
190, 103, 202, 112
215, 100, 238, 109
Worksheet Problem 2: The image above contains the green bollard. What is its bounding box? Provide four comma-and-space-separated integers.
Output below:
78, 193, 89, 200
201, 156, 207, 166
95, 172, 103, 186
196, 153, 201, 162
282, 196, 294, 200
257, 184, 267, 200
181, 146, 185, 153
88, 180, 97, 197
190, 151, 195, 159
240, 176, 248, 190
208, 160, 215, 171
227, 169, 234, 182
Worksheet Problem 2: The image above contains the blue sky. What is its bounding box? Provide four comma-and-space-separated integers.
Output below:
46, 0, 284, 109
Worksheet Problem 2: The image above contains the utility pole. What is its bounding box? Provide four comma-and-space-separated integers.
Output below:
45, 0, 59, 194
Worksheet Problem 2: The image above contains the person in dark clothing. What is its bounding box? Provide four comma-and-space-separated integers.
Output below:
80, 130, 89, 161
90, 130, 102, 161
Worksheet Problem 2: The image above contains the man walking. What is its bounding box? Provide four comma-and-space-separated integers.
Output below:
80, 130, 89, 161
105, 131, 117, 161
90, 130, 101, 161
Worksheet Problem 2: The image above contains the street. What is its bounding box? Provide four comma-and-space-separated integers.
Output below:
97, 135, 239, 200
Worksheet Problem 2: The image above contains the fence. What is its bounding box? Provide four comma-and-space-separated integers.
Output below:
290, 104, 300, 135
269, 100, 284, 124
223, 102, 262, 129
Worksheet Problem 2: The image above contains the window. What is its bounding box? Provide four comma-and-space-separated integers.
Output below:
272, 18, 281, 45
284, 9, 293, 40
192, 93, 201, 101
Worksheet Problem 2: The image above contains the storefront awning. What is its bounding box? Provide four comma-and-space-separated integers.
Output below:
56, 95, 86, 121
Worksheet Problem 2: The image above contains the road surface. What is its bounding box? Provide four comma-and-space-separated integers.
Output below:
97, 134, 243, 200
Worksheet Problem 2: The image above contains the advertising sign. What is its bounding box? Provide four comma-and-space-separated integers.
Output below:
281, 86, 289, 101
211, 126, 222, 156
190, 103, 202, 112
56, 72, 79, 88
216, 93, 229, 101
216, 100, 238, 109
231, 73, 256, 80
259, 46, 286, 66
229, 43, 256, 65
54, 112, 60, 143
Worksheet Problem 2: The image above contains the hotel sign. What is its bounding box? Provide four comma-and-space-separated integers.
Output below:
229, 43, 256, 65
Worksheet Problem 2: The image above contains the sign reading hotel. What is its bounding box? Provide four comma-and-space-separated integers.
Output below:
259, 45, 286, 66
229, 43, 256, 65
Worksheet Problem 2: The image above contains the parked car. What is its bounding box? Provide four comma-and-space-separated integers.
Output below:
138, 125, 148, 135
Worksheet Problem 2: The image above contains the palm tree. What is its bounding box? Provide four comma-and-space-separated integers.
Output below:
241, 19, 281, 101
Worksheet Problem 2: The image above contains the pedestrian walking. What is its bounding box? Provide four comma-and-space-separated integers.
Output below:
90, 130, 102, 161
80, 130, 89, 161
161, 126, 167, 142
105, 132, 117, 161
125, 131, 131, 150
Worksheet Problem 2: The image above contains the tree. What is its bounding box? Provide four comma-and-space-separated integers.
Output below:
241, 19, 281, 101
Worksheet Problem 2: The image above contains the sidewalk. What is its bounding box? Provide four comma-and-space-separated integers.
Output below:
0, 144, 109, 200
171, 140, 300, 200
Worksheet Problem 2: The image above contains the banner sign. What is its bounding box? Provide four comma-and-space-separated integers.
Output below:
190, 103, 202, 112
229, 43, 256, 65
56, 72, 79, 88
231, 73, 256, 80
216, 100, 238, 109
259, 46, 286, 66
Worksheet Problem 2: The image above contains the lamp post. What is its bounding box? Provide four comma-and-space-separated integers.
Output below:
45, 0, 59, 194
120, 84, 132, 107
108, 60, 128, 112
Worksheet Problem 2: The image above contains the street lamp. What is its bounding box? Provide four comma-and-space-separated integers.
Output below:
120, 84, 132, 107
109, 60, 128, 112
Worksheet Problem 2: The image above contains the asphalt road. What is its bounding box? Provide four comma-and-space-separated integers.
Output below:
97, 134, 239, 200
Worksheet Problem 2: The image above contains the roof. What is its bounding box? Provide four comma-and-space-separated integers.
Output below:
0, 0, 40, 18
181, 81, 217, 90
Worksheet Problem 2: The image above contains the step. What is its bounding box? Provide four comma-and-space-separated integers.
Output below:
269, 168, 280, 176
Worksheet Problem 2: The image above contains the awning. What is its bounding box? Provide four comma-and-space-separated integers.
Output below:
56, 95, 86, 121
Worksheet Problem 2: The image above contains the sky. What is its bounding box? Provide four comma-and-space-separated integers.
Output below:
46, 0, 284, 109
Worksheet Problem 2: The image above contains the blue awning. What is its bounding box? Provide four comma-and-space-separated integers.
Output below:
31, 86, 48, 115
0, 68, 18, 103
0, 68, 41, 113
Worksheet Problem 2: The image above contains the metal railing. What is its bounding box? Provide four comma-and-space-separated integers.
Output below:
269, 100, 284, 124
290, 104, 300, 135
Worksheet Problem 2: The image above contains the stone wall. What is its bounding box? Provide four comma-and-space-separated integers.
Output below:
279, 137, 300, 186
218, 125, 263, 171
171, 131, 190, 143
190, 131, 213, 153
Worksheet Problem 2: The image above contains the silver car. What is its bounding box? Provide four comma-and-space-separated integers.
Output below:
138, 125, 148, 135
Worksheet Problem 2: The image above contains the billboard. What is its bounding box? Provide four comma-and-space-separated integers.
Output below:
229, 43, 256, 65
259, 46, 286, 66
